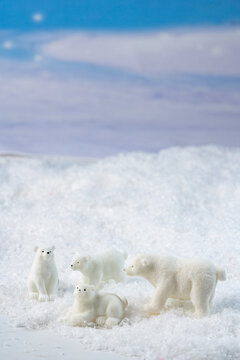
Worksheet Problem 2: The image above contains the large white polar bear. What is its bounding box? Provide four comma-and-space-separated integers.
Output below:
28, 246, 58, 301
68, 283, 128, 328
71, 248, 127, 287
126, 254, 226, 317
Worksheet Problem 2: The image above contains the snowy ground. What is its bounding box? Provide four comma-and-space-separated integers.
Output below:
0, 315, 128, 360
0, 147, 240, 360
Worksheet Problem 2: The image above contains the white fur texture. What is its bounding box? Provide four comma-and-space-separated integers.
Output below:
68, 283, 128, 328
71, 249, 127, 287
28, 246, 58, 301
126, 254, 226, 317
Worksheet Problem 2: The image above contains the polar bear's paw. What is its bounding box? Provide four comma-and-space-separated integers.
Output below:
70, 314, 87, 327
143, 303, 160, 315
48, 294, 56, 301
38, 294, 49, 302
193, 309, 209, 318
105, 317, 120, 328
96, 316, 106, 326
29, 292, 38, 300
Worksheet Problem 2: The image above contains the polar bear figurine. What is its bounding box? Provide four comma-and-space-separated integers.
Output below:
71, 248, 127, 287
126, 254, 226, 317
68, 283, 128, 328
28, 246, 58, 301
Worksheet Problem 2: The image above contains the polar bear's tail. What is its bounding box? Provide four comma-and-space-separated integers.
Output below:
216, 268, 226, 281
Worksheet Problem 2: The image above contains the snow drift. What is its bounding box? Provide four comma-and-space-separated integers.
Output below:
0, 146, 239, 359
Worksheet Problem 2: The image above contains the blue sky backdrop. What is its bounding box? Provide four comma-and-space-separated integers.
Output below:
0, 1, 240, 157
1, 0, 240, 30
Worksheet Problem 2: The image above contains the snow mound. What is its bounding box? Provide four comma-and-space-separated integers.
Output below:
0, 146, 239, 360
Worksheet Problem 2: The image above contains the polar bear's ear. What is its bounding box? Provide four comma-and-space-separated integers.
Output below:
141, 258, 149, 267
51, 246, 55, 251
34, 246, 39, 253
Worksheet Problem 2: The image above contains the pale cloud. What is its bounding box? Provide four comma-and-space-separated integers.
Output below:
32, 13, 44, 23
33, 54, 43, 62
0, 55, 240, 157
0, 28, 240, 157
42, 28, 240, 77
2, 41, 13, 49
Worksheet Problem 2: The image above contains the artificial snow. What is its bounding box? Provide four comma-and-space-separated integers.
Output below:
0, 146, 239, 360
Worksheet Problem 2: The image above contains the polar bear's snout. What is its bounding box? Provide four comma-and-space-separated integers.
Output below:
37, 246, 55, 260
74, 284, 95, 300
126, 265, 134, 275
126, 256, 149, 276
71, 260, 81, 271
71, 255, 89, 272
40, 248, 55, 260
70, 259, 77, 270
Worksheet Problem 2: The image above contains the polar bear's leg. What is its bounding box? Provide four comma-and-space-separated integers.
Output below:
106, 302, 123, 326
82, 310, 95, 323
191, 285, 210, 317
70, 314, 85, 326
115, 254, 126, 283
96, 316, 106, 326
105, 317, 120, 328
91, 272, 103, 287
117, 272, 126, 283
144, 285, 168, 314
209, 292, 214, 309
208, 283, 216, 309
28, 280, 38, 299
110, 256, 126, 283
70, 309, 95, 326
113, 267, 126, 283
47, 277, 58, 301
35, 279, 48, 301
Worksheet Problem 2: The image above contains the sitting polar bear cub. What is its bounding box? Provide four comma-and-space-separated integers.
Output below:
126, 254, 226, 317
28, 246, 58, 301
69, 283, 128, 328
71, 248, 127, 287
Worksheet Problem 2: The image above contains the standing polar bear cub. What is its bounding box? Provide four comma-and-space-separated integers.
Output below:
71, 248, 127, 287
68, 283, 128, 328
28, 246, 58, 301
126, 254, 226, 317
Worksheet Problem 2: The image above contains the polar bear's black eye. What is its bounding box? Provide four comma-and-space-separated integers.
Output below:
84, 289, 86, 291
42, 250, 44, 253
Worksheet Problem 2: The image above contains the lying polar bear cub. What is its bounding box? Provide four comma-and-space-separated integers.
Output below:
126, 254, 226, 317
28, 246, 58, 301
71, 248, 127, 287
69, 283, 128, 328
